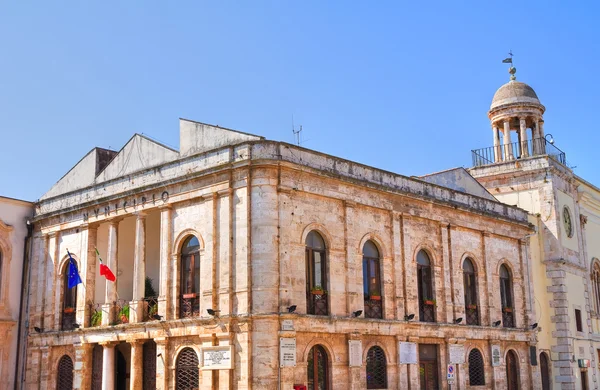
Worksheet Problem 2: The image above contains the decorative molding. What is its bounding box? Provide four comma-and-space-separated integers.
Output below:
0, 220, 13, 233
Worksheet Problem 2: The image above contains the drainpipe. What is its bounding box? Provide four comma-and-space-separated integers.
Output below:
14, 219, 33, 390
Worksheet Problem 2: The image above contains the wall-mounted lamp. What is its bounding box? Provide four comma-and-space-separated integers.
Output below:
404, 314, 415, 321
493, 320, 501, 327
287, 305, 297, 313
157, 353, 162, 357
531, 323, 538, 329
207, 309, 221, 316
33, 327, 42, 333
454, 318, 463, 324
153, 314, 164, 320
72, 323, 81, 329
352, 310, 363, 318
545, 133, 555, 145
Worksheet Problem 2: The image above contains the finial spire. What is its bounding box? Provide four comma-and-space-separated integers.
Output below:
502, 50, 516, 81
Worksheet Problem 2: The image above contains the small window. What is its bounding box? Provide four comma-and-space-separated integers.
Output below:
563, 206, 574, 238
575, 309, 583, 332
468, 349, 485, 386
366, 346, 387, 389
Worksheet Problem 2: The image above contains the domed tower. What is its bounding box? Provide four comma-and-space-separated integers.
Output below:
488, 66, 546, 163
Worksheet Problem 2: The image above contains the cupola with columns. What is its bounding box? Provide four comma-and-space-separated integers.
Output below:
488, 66, 547, 163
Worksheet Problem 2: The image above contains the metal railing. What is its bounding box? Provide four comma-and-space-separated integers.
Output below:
472, 138, 566, 167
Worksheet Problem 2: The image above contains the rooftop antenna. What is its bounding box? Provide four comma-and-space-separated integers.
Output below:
502, 50, 516, 80
292, 116, 303, 146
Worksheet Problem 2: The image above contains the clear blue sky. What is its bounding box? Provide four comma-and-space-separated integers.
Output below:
1, 2, 599, 201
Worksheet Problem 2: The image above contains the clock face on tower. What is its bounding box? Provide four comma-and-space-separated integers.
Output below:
563, 206, 573, 238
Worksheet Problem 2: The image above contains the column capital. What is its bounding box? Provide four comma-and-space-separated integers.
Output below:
134, 211, 148, 218
98, 340, 119, 348
107, 217, 124, 226
158, 204, 172, 211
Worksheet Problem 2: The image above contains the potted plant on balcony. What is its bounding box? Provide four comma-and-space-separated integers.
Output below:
503, 306, 513, 313
467, 304, 477, 310
369, 291, 382, 301
311, 285, 326, 295
423, 298, 436, 306
63, 306, 75, 314
91, 310, 102, 327
119, 305, 130, 324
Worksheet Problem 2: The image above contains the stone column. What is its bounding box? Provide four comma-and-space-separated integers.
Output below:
73, 343, 94, 390
493, 125, 501, 162
158, 205, 172, 320
130, 212, 147, 323
503, 120, 513, 160
101, 342, 116, 390
519, 117, 529, 158
102, 219, 119, 326
539, 120, 546, 154
129, 340, 144, 390
407, 336, 420, 389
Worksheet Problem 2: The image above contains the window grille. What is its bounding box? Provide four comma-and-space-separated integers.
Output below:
56, 355, 74, 390
176, 348, 199, 390
468, 349, 485, 386
366, 346, 387, 389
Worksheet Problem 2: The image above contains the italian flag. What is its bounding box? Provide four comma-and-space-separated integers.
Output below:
95, 247, 116, 282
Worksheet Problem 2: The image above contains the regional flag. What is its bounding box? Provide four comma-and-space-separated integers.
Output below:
502, 57, 513, 64
67, 250, 82, 288
95, 247, 116, 282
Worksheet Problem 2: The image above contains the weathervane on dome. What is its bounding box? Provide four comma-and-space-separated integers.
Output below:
502, 50, 517, 81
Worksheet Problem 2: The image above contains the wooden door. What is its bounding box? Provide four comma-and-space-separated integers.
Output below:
506, 350, 519, 390
419, 344, 439, 390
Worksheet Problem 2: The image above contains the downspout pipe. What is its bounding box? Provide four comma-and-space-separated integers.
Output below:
14, 219, 33, 390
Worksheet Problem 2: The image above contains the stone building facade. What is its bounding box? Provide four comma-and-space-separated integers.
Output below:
0, 195, 33, 389
469, 66, 600, 390
25, 119, 539, 390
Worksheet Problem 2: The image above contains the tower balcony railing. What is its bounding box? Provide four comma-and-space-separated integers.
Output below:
471, 137, 566, 167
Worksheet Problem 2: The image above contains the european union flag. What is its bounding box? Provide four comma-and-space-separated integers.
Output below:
67, 250, 82, 289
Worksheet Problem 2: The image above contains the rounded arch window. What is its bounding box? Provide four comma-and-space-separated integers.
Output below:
500, 264, 514, 328
592, 261, 600, 314
363, 240, 382, 319
306, 231, 328, 315
417, 250, 435, 322
366, 346, 387, 389
468, 349, 485, 385
307, 345, 329, 390
180, 236, 200, 318
176, 347, 199, 390
62, 258, 78, 331
56, 355, 74, 389
463, 258, 479, 325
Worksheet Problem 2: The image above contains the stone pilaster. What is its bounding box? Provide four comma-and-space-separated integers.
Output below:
158, 205, 172, 320
79, 225, 98, 328
130, 212, 147, 323
155, 337, 169, 390
73, 343, 94, 390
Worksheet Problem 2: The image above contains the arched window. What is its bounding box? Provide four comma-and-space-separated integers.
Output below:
363, 241, 382, 319
91, 344, 103, 390
500, 264, 514, 328
62, 260, 77, 331
463, 258, 479, 325
366, 346, 387, 389
176, 348, 199, 390
56, 355, 74, 390
306, 231, 328, 315
417, 250, 435, 322
592, 262, 600, 314
180, 236, 200, 318
307, 345, 329, 390
468, 349, 485, 386
506, 350, 519, 390
540, 352, 551, 390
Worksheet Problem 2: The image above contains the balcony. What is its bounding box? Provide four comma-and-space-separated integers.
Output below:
472, 137, 566, 167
